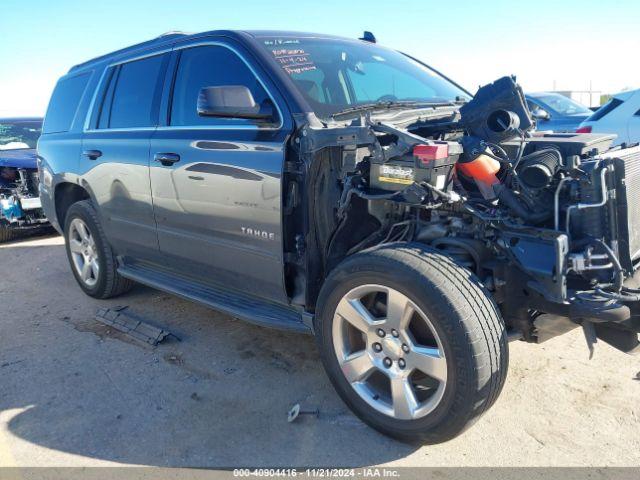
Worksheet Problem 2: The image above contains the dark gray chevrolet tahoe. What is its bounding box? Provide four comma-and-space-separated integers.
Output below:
39, 30, 640, 443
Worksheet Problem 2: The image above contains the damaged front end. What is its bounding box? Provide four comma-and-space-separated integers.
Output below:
285, 77, 640, 356
0, 150, 48, 239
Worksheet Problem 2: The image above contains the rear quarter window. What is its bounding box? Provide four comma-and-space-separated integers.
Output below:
107, 54, 167, 128
42, 72, 91, 134
587, 98, 623, 122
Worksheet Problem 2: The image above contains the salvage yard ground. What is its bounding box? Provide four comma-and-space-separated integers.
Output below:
1, 233, 639, 467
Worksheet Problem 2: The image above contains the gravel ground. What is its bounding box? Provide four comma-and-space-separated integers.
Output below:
1, 233, 639, 468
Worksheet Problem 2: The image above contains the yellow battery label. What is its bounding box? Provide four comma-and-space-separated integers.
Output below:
378, 164, 414, 185
378, 176, 414, 185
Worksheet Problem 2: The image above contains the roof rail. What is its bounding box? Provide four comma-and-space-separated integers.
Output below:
158, 30, 190, 37
69, 31, 189, 72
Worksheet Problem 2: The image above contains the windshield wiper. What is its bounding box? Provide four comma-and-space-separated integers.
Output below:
331, 100, 457, 118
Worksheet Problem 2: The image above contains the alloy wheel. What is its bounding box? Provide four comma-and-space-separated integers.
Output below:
68, 218, 100, 288
332, 284, 447, 420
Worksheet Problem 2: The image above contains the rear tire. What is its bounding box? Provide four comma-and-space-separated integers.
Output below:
315, 243, 508, 443
64, 200, 134, 299
0, 226, 19, 243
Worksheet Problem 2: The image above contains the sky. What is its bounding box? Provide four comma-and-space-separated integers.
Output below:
1, 0, 638, 117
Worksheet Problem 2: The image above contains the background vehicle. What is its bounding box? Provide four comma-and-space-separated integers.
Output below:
525, 92, 591, 132
0, 117, 48, 242
577, 89, 640, 145
39, 30, 640, 444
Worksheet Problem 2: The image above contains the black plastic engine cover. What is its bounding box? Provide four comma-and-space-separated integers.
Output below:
460, 76, 533, 143
503, 132, 616, 160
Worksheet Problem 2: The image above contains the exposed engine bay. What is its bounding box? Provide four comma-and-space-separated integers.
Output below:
289, 76, 640, 354
0, 165, 47, 229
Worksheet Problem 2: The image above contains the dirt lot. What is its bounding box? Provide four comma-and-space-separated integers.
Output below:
0, 233, 639, 468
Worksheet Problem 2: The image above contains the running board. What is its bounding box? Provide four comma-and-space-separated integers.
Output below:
118, 263, 310, 334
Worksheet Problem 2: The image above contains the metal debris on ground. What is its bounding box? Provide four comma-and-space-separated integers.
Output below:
287, 403, 320, 423
95, 306, 174, 346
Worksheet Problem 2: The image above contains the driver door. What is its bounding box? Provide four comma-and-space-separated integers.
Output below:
149, 41, 292, 303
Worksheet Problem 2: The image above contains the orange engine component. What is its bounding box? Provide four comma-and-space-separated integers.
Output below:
456, 153, 501, 199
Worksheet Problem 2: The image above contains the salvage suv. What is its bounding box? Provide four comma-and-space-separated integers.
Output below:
0, 117, 48, 241
39, 30, 640, 443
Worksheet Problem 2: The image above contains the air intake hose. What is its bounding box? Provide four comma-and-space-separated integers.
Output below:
493, 184, 551, 224
457, 136, 502, 199
518, 149, 561, 189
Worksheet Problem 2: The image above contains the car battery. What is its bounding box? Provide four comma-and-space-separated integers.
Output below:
370, 141, 462, 192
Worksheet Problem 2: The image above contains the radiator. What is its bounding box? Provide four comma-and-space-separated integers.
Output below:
610, 146, 640, 272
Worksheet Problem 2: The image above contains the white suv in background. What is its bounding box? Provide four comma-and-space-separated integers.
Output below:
577, 89, 640, 146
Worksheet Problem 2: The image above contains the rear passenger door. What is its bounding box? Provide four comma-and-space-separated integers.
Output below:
81, 52, 170, 258
149, 41, 292, 303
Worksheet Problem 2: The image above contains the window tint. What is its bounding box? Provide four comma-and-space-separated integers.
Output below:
587, 98, 623, 122
346, 61, 439, 103
635, 108, 640, 117
259, 37, 470, 120
0, 120, 42, 149
293, 67, 328, 103
170, 45, 272, 126
534, 94, 591, 116
97, 69, 117, 129
43, 73, 90, 134
108, 54, 166, 128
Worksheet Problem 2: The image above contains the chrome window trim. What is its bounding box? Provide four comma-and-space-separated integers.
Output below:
83, 48, 172, 132
84, 127, 158, 133
82, 67, 108, 131
66, 70, 94, 134
154, 124, 281, 132
83, 41, 285, 133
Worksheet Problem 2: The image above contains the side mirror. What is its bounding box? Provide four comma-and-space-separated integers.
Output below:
532, 108, 551, 121
197, 86, 274, 121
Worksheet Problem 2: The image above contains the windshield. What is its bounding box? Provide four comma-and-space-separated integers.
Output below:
0, 120, 42, 150
259, 36, 470, 119
534, 94, 591, 116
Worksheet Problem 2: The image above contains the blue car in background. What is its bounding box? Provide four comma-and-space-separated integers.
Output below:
0, 117, 49, 241
525, 92, 592, 133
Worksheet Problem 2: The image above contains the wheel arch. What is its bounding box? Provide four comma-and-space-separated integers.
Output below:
54, 182, 91, 230
314, 242, 509, 443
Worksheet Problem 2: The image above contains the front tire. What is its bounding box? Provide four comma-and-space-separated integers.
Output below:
315, 243, 508, 443
64, 200, 133, 299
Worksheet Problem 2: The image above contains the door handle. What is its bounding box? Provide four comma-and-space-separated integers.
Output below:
154, 152, 181, 167
82, 149, 102, 160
